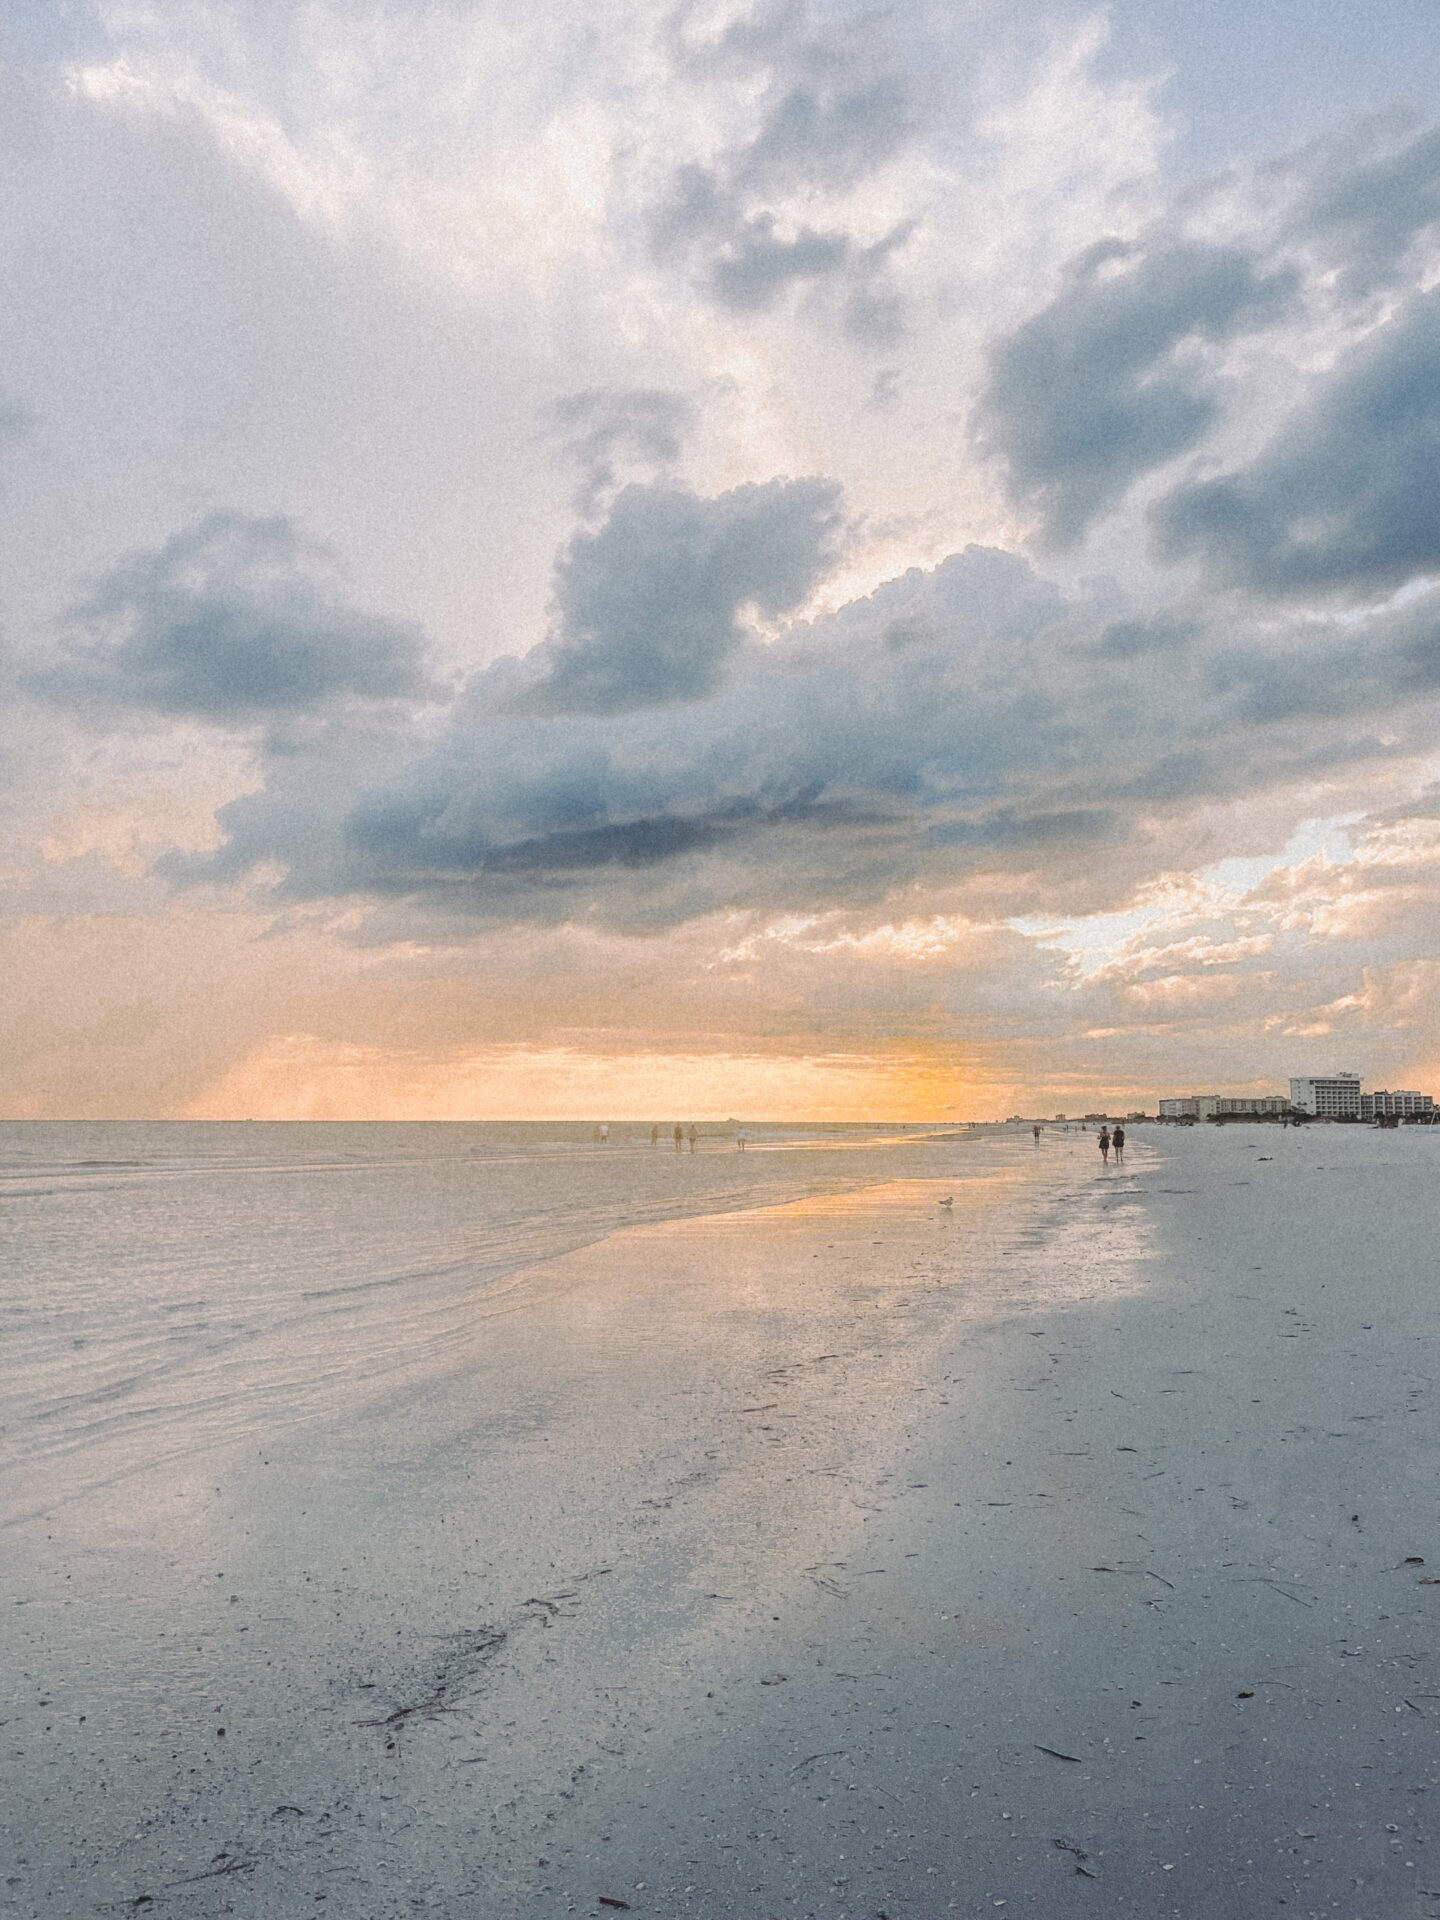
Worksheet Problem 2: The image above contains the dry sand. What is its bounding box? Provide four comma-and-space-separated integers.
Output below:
7, 1124, 1440, 1918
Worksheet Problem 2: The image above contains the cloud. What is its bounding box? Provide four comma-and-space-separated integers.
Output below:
1152, 288, 1440, 598
652, 157, 858, 313
1095, 613, 1200, 657
34, 513, 437, 724
707, 213, 851, 312
518, 476, 845, 714
546, 388, 697, 517
1294, 122, 1440, 297
164, 543, 1174, 926
975, 238, 1300, 547
734, 76, 915, 198
160, 543, 1061, 912
0, 395, 33, 444
163, 526, 1440, 945
649, 35, 917, 327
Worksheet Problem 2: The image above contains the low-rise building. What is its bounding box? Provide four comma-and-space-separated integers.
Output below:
1159, 1093, 1291, 1121
1360, 1089, 1435, 1119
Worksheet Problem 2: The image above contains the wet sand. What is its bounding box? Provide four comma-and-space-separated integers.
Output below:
7, 1125, 1440, 1918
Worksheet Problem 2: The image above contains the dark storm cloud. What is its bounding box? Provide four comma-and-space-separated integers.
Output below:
172, 534, 1440, 935
171, 544, 1086, 916
975, 240, 1299, 547
34, 513, 436, 724
546, 388, 697, 517
519, 477, 844, 714
1152, 289, 1440, 598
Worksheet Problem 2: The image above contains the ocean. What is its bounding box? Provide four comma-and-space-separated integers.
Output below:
2, 1116, 1117, 1918
1, 1118, 996, 1527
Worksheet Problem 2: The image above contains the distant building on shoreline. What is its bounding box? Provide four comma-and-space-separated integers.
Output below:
1154, 1073, 1436, 1124
1158, 1094, 1289, 1121
1289, 1074, 1362, 1119
1361, 1089, 1435, 1120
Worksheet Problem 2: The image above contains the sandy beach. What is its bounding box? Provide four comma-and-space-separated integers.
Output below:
7, 1123, 1440, 1919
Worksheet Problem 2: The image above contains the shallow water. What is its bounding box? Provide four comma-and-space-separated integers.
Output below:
0, 1118, 1004, 1523
1, 1122, 1135, 1918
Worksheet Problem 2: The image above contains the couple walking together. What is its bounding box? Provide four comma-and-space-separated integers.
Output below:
1099, 1124, 1125, 1164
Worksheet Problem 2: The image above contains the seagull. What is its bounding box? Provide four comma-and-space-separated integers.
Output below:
937, 1195, 953, 1209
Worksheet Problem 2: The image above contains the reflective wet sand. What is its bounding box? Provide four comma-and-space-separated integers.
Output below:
7, 1124, 1440, 1917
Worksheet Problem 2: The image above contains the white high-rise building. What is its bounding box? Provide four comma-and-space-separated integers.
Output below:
1289, 1074, 1362, 1118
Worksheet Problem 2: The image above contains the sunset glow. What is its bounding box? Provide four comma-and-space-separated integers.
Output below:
5, 2, 1440, 1117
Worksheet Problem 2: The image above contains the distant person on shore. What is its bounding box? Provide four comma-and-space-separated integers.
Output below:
600, 1123, 608, 1144
673, 1124, 683, 1153
1032, 1124, 1041, 1143
737, 1127, 747, 1150
687, 1124, 698, 1154
1112, 1124, 1125, 1162
651, 1124, 659, 1147
592, 1125, 601, 1144
1099, 1126, 1111, 1165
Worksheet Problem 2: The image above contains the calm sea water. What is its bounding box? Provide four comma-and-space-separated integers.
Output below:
0, 1119, 997, 1524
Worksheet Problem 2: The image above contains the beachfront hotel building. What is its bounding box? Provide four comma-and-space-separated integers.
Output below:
1157, 1075, 1435, 1122
1289, 1074, 1362, 1118
1360, 1089, 1436, 1119
1158, 1094, 1290, 1120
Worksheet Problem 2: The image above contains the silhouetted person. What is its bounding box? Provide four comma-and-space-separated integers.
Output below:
651, 1124, 659, 1147
687, 1124, 697, 1154
1032, 1124, 1041, 1143
673, 1124, 683, 1153
1112, 1125, 1125, 1162
737, 1128, 747, 1150
1099, 1126, 1111, 1165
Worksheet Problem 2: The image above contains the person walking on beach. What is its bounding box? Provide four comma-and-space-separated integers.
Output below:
687, 1124, 698, 1154
1098, 1126, 1111, 1165
651, 1124, 659, 1147
1112, 1124, 1125, 1163
673, 1123, 683, 1153
599, 1123, 608, 1144
737, 1127, 747, 1150
1032, 1124, 1041, 1143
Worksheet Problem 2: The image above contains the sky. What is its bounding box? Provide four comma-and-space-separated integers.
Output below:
4, 0, 1440, 1121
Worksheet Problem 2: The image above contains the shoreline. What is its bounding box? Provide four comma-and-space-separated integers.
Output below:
7, 1126, 1440, 1917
